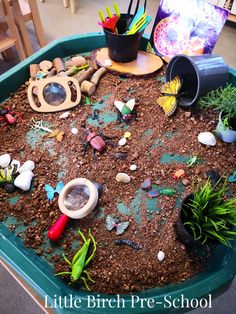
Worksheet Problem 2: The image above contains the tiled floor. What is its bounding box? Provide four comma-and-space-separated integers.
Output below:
0, 1, 236, 313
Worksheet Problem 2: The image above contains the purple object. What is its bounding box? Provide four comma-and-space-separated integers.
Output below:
147, 189, 160, 198
141, 178, 151, 190
150, 0, 228, 60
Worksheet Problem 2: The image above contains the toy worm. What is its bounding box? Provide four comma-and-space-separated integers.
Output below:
115, 239, 142, 250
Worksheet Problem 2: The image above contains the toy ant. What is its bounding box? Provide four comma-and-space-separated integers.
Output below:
80, 125, 115, 160
0, 107, 23, 127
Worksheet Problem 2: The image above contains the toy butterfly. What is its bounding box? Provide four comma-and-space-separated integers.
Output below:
229, 171, 236, 183
48, 129, 65, 142
106, 215, 129, 235
44, 181, 64, 201
157, 76, 182, 117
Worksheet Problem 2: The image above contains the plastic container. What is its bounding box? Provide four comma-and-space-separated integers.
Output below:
1, 33, 236, 313
104, 14, 143, 62
216, 112, 236, 143
166, 54, 229, 108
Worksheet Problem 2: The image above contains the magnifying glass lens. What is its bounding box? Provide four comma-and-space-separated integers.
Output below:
43, 83, 66, 106
64, 185, 90, 211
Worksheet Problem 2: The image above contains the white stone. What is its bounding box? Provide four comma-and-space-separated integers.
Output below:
11, 159, 21, 172
118, 137, 127, 146
14, 171, 34, 191
157, 250, 165, 262
71, 128, 79, 135
198, 132, 216, 146
19, 160, 35, 173
105, 59, 112, 67
0, 154, 11, 168
116, 172, 131, 183
59, 111, 70, 119
130, 164, 137, 171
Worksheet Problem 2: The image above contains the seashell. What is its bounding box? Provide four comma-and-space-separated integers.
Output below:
116, 173, 131, 183
157, 250, 165, 261
198, 132, 216, 146
130, 164, 137, 171
147, 189, 159, 198
71, 128, 79, 135
19, 160, 35, 173
105, 59, 112, 67
118, 138, 127, 146
59, 111, 70, 119
11, 159, 21, 172
14, 171, 34, 191
0, 154, 11, 168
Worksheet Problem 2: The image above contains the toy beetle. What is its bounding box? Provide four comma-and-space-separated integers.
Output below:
0, 107, 23, 126
114, 99, 137, 123
80, 126, 115, 159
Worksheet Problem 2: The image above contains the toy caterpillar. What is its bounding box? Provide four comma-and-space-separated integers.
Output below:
114, 239, 142, 250
160, 188, 175, 196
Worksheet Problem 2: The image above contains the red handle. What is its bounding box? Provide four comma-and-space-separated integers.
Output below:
48, 214, 69, 242
5, 113, 16, 124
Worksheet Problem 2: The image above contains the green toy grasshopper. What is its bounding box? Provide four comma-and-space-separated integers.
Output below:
187, 156, 198, 168
56, 229, 96, 291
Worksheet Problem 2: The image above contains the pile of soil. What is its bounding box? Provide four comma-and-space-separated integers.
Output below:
0, 60, 235, 294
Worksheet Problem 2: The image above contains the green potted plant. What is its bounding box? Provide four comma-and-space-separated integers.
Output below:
175, 179, 236, 247
198, 84, 236, 143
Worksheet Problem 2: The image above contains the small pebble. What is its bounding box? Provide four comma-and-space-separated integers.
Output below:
4, 183, 16, 193
105, 59, 112, 67
124, 131, 132, 139
141, 178, 151, 190
130, 164, 137, 171
59, 111, 70, 119
157, 250, 165, 262
116, 172, 131, 183
19, 160, 35, 173
71, 128, 79, 135
14, 171, 34, 191
147, 189, 160, 198
118, 137, 127, 146
185, 112, 191, 118
182, 179, 190, 186
0, 153, 11, 168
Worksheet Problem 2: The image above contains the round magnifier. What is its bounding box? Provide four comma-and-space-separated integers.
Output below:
48, 178, 99, 242
58, 178, 98, 219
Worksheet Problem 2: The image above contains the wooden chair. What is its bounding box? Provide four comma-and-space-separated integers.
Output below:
9, 0, 46, 57
0, 0, 26, 61
41, 0, 77, 14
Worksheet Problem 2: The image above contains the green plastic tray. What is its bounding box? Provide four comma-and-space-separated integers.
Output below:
1, 33, 236, 313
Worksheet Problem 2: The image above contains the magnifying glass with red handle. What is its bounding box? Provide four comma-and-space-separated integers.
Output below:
48, 178, 99, 242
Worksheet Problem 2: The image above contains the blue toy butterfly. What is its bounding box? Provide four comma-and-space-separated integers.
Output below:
44, 181, 64, 201
229, 171, 236, 183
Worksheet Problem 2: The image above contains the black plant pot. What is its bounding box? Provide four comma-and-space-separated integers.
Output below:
166, 54, 229, 108
175, 193, 202, 248
104, 14, 143, 63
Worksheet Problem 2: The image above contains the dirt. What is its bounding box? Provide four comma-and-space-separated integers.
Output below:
0, 58, 235, 294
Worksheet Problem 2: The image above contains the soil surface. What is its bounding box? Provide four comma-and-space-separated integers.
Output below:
0, 56, 235, 294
